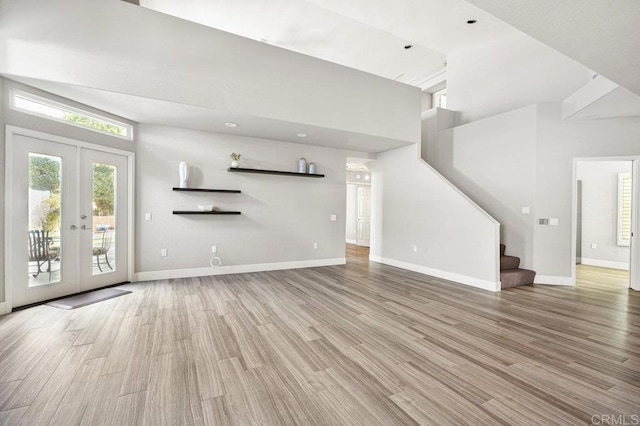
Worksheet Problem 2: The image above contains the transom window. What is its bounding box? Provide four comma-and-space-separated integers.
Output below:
10, 90, 133, 140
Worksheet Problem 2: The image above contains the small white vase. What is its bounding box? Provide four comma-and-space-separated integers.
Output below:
231, 160, 239, 168
298, 158, 307, 173
179, 161, 189, 188
309, 163, 316, 174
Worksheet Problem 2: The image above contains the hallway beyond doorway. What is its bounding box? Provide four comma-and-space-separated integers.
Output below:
576, 264, 629, 289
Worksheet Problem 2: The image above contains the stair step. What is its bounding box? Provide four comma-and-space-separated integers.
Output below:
501, 268, 536, 289
500, 244, 506, 256
500, 255, 520, 270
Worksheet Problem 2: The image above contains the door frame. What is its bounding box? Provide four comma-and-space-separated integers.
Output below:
4, 126, 135, 312
571, 156, 640, 290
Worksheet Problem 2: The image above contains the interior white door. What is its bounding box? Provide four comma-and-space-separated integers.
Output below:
356, 186, 371, 247
79, 148, 129, 290
8, 134, 130, 307
8, 135, 80, 307
631, 159, 639, 291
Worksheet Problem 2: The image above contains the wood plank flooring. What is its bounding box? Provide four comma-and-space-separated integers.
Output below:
0, 255, 638, 425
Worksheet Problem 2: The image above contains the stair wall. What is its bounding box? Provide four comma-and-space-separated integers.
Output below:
424, 105, 537, 271
371, 143, 501, 292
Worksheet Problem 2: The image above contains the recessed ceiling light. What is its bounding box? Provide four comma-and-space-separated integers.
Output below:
404, 44, 413, 49
225, 122, 238, 128
467, 19, 477, 24
297, 133, 308, 138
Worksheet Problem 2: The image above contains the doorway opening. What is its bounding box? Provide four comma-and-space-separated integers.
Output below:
574, 159, 638, 290
346, 158, 373, 262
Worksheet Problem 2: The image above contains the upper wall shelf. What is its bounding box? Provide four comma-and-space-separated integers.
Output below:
227, 167, 325, 178
173, 187, 241, 193
173, 211, 241, 215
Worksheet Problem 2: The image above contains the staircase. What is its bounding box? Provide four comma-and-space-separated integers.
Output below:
500, 244, 536, 289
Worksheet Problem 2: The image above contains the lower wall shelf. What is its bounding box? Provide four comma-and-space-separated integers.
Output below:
173, 211, 241, 215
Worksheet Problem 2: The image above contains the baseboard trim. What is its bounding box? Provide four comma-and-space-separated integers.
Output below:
346, 239, 357, 245
534, 275, 573, 286
369, 256, 500, 292
581, 258, 629, 271
135, 258, 347, 282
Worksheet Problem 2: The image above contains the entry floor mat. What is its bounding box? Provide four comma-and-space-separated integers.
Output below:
45, 288, 131, 310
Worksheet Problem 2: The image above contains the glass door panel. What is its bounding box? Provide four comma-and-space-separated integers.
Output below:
92, 163, 117, 275
28, 153, 63, 287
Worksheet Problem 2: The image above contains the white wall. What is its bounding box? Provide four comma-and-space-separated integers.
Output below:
577, 161, 632, 268
135, 125, 347, 277
435, 105, 537, 268
425, 100, 640, 282
535, 103, 640, 278
346, 184, 358, 244
371, 143, 500, 291
447, 34, 591, 125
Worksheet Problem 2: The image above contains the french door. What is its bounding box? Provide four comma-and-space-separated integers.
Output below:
7, 131, 130, 308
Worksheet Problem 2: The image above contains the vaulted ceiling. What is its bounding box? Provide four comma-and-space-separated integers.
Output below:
140, 0, 520, 90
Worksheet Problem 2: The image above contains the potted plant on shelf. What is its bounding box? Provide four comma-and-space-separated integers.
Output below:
230, 153, 241, 168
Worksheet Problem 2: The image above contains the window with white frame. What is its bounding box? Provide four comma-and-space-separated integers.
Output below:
10, 90, 133, 140
618, 172, 632, 246
432, 88, 447, 109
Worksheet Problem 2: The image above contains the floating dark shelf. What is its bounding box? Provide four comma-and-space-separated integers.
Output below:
173, 211, 241, 215
227, 167, 325, 178
173, 187, 241, 193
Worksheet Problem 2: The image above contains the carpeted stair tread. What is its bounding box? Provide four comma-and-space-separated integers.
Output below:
500, 268, 536, 289
500, 255, 520, 270
500, 244, 506, 256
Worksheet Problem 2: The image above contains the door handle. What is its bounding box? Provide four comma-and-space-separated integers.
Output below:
70, 225, 77, 230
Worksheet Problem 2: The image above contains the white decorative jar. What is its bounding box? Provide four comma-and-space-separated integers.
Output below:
298, 157, 307, 173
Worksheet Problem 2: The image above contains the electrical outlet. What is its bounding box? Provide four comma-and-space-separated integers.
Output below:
313, 242, 319, 249
591, 243, 597, 249
521, 206, 530, 214
145, 212, 152, 221
211, 245, 217, 254
161, 249, 167, 257
413, 245, 418, 252
330, 214, 337, 222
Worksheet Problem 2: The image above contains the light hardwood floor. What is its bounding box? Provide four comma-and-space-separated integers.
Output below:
0, 255, 639, 425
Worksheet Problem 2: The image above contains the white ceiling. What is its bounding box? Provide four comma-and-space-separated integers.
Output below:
570, 86, 640, 121
8, 76, 411, 153
140, 0, 520, 89
464, 0, 640, 96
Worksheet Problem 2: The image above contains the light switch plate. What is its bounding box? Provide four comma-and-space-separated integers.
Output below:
145, 212, 152, 221
330, 214, 337, 222
591, 243, 597, 249
521, 206, 530, 214
549, 218, 559, 226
